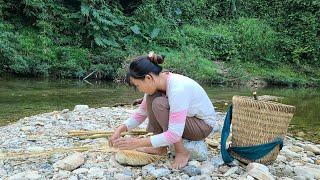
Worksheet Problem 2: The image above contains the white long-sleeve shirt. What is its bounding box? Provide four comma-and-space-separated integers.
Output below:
123, 73, 217, 148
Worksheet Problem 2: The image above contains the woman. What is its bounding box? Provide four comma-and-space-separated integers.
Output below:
109, 52, 217, 169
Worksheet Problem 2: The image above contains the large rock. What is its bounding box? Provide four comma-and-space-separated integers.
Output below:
88, 167, 104, 179
8, 171, 41, 180
294, 166, 320, 179
303, 144, 320, 155
248, 168, 275, 180
200, 163, 215, 175
53, 152, 85, 171
223, 166, 238, 177
150, 168, 171, 178
72, 168, 89, 175
52, 170, 71, 179
114, 173, 131, 180
211, 155, 224, 167
283, 165, 294, 177
247, 163, 269, 172
188, 160, 201, 167
20, 126, 35, 132
276, 155, 287, 162
142, 164, 156, 175
169, 139, 208, 161
183, 165, 201, 176
281, 148, 301, 158
73, 105, 89, 112
290, 146, 304, 153
247, 163, 274, 180
27, 146, 45, 152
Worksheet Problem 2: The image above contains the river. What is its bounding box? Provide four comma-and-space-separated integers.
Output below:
0, 77, 319, 143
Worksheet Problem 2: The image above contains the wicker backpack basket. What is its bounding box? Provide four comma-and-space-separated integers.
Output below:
230, 95, 295, 164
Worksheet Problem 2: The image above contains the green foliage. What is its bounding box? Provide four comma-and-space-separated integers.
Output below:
80, 0, 125, 48
240, 62, 309, 86
0, 0, 319, 86
236, 0, 320, 67
89, 49, 126, 80
52, 47, 90, 78
0, 21, 90, 78
183, 25, 238, 61
163, 47, 221, 83
231, 18, 279, 64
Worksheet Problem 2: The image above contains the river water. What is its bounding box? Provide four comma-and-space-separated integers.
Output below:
0, 77, 319, 143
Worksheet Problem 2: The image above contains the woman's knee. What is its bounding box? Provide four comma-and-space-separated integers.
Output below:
151, 96, 169, 113
146, 92, 163, 106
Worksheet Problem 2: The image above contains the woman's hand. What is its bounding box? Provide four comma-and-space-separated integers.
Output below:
113, 137, 141, 150
109, 124, 127, 147
108, 131, 121, 147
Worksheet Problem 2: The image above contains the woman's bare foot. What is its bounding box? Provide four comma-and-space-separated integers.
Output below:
170, 150, 190, 169
135, 147, 167, 155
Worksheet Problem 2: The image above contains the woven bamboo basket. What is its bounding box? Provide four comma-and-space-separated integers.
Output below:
230, 95, 295, 164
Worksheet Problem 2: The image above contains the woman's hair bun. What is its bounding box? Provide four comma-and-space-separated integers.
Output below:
148, 51, 165, 64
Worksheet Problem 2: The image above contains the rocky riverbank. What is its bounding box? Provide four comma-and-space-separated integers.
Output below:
0, 105, 320, 180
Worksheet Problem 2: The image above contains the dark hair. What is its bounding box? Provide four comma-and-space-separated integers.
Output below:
126, 53, 165, 84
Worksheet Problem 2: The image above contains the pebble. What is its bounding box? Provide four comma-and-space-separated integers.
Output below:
74, 105, 89, 112
68, 176, 78, 180
142, 164, 156, 174
27, 146, 45, 152
294, 166, 320, 179
0, 105, 319, 179
211, 155, 225, 167
281, 148, 301, 158
88, 167, 104, 179
276, 155, 287, 162
283, 165, 294, 176
150, 168, 171, 178
248, 168, 275, 180
303, 144, 320, 155
290, 146, 304, 153
218, 165, 230, 174
247, 163, 274, 180
8, 171, 41, 180
114, 173, 132, 180
200, 163, 215, 175
53, 152, 85, 171
223, 166, 238, 176
188, 160, 201, 167
52, 170, 71, 179
72, 168, 89, 174
182, 165, 201, 176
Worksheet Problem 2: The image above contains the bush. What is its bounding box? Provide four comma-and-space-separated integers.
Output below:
183, 24, 238, 61
1, 0, 319, 86
89, 49, 126, 80
163, 46, 221, 83
231, 18, 279, 65
52, 47, 90, 78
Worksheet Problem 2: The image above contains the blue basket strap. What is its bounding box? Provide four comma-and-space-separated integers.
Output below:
220, 105, 284, 163
230, 138, 283, 161
221, 105, 234, 163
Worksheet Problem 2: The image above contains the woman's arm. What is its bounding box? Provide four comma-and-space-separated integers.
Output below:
113, 136, 153, 150
122, 94, 148, 131
150, 87, 189, 148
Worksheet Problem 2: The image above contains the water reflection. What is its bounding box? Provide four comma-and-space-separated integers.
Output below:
0, 77, 319, 142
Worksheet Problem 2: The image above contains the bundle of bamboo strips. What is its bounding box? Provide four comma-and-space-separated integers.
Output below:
68, 129, 220, 150
0, 143, 165, 166
1, 129, 219, 162
69, 129, 220, 144
67, 129, 149, 139
0, 144, 114, 160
